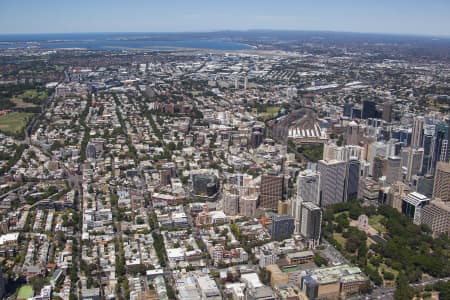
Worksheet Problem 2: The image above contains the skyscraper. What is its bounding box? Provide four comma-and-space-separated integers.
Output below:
259, 174, 284, 209
346, 121, 364, 145
362, 100, 377, 119
433, 162, 450, 202
296, 169, 321, 204
270, 214, 295, 241
382, 102, 393, 122
420, 200, 450, 237
401, 192, 430, 225
433, 122, 449, 169
250, 131, 264, 149
407, 148, 424, 182
343, 102, 354, 118
278, 201, 290, 215
160, 169, 171, 186
416, 175, 434, 198
345, 159, 360, 201
223, 192, 239, 216
292, 169, 320, 233
386, 156, 402, 184
411, 116, 425, 148
86, 143, 97, 159
300, 202, 322, 248
368, 142, 388, 176
422, 125, 436, 175
317, 160, 346, 207
372, 155, 386, 181
239, 195, 258, 217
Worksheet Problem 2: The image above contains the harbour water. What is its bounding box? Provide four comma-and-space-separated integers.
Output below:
0, 33, 253, 50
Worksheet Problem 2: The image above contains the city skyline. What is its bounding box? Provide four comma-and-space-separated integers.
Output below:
1, 0, 450, 37
0, 2, 449, 299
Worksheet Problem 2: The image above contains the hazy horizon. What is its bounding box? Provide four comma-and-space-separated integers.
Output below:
0, 29, 448, 41
1, 0, 449, 37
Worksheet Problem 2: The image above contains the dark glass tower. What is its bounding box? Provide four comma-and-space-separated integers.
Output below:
362, 100, 377, 119
433, 122, 449, 173
345, 159, 360, 201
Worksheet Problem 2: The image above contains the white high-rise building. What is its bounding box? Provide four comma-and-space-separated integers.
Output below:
292, 169, 320, 233
317, 160, 347, 207
401, 192, 430, 225
323, 144, 365, 162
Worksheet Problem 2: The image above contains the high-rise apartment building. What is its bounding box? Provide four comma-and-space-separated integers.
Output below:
223, 192, 239, 216
433, 162, 450, 202
420, 200, 450, 237
160, 169, 171, 186
239, 195, 258, 217
259, 174, 284, 209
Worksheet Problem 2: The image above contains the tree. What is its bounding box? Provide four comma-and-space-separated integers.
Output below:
394, 274, 414, 300
365, 265, 383, 286
336, 214, 349, 228
165, 277, 176, 299
349, 205, 363, 220
383, 271, 395, 281
314, 253, 328, 267
30, 276, 46, 291
167, 142, 176, 151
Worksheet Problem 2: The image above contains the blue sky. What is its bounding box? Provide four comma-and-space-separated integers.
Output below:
0, 0, 449, 36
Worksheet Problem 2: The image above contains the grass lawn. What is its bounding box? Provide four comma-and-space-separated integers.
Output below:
20, 89, 47, 101
369, 215, 386, 233
259, 106, 280, 120
0, 112, 33, 134
333, 233, 346, 248
11, 98, 37, 108
17, 285, 34, 299
334, 211, 348, 219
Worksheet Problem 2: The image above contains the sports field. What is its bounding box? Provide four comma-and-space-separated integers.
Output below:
17, 285, 34, 299
0, 112, 33, 134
